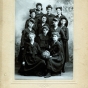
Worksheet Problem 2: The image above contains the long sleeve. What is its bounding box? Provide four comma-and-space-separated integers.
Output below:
65, 28, 69, 40
60, 29, 66, 39
53, 43, 62, 56
25, 19, 29, 28
50, 42, 62, 57
20, 30, 25, 48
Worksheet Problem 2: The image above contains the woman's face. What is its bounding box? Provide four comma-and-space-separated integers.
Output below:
57, 9, 62, 15
30, 12, 36, 18
43, 28, 48, 35
53, 21, 58, 26
61, 19, 66, 25
47, 8, 52, 14
42, 16, 47, 23
52, 35, 58, 41
29, 34, 35, 41
28, 21, 34, 28
37, 5, 42, 11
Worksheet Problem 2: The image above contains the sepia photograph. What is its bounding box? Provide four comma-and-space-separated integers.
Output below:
15, 0, 73, 80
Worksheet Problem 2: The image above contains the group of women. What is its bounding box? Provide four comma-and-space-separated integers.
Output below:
18, 3, 69, 78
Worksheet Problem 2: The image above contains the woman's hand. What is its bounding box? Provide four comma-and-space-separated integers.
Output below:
22, 48, 24, 50
22, 61, 25, 66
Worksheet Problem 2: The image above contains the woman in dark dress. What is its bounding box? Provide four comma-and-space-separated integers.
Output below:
55, 7, 67, 21
49, 17, 65, 47
37, 14, 49, 35
59, 17, 69, 72
37, 26, 50, 51
25, 9, 38, 33
44, 32, 64, 78
35, 3, 43, 25
18, 18, 35, 63
18, 32, 46, 76
45, 5, 55, 27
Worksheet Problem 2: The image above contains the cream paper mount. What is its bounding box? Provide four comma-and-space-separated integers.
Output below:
1, 0, 88, 88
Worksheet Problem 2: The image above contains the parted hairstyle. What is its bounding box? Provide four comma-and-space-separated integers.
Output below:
58, 17, 68, 27
36, 3, 43, 10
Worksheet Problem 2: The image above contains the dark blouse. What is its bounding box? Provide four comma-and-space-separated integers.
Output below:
50, 41, 62, 57
24, 42, 41, 57
37, 23, 49, 35
46, 13, 55, 27
37, 34, 50, 50
35, 12, 43, 24
61, 26, 69, 40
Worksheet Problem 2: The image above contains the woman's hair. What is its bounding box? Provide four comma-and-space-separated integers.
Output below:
52, 32, 60, 37
56, 7, 62, 11
29, 9, 36, 14
58, 17, 68, 27
41, 14, 47, 19
46, 5, 52, 10
42, 26, 49, 31
36, 3, 42, 7
26, 18, 35, 27
36, 3, 43, 10
28, 32, 36, 37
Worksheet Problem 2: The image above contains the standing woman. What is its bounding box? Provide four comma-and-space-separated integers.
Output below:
55, 7, 67, 21
25, 9, 38, 33
37, 14, 49, 35
50, 17, 65, 46
45, 5, 55, 27
18, 19, 35, 64
59, 17, 69, 72
35, 3, 43, 25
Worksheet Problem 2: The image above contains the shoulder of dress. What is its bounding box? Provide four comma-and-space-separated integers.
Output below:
39, 34, 42, 37
34, 42, 39, 46
41, 12, 43, 15
51, 14, 55, 17
25, 28, 29, 32
22, 29, 26, 33
56, 41, 61, 45
57, 26, 61, 30
39, 34, 43, 39
55, 15, 58, 17
45, 23, 49, 26
26, 17, 31, 22
62, 26, 68, 29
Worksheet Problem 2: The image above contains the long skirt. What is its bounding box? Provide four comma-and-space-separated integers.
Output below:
46, 54, 64, 74
18, 55, 46, 76
63, 41, 69, 62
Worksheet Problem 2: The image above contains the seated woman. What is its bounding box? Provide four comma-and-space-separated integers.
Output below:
18, 32, 46, 76
37, 26, 50, 51
44, 32, 64, 78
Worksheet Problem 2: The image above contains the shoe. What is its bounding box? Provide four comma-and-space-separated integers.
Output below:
52, 71, 61, 76
44, 72, 51, 78
36, 72, 44, 77
62, 69, 65, 73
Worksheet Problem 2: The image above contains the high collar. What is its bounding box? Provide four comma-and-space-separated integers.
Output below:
28, 27, 32, 31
